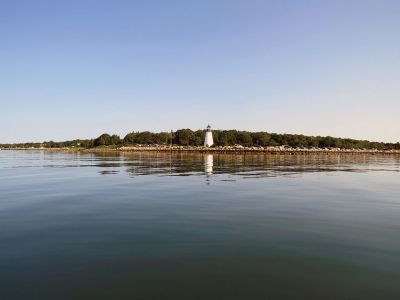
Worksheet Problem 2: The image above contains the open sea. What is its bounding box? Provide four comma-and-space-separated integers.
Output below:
0, 150, 399, 299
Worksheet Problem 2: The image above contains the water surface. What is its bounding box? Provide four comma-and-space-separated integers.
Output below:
1, 151, 399, 299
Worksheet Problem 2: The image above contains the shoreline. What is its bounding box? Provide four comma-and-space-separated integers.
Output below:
2, 146, 400, 155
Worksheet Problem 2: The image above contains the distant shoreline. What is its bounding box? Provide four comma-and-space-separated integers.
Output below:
2, 146, 400, 155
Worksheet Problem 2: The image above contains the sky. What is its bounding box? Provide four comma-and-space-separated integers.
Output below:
1, 0, 399, 143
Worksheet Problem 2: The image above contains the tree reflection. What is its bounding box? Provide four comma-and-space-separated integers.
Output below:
86, 152, 400, 178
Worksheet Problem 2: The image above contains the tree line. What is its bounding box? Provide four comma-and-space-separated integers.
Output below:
1, 129, 399, 150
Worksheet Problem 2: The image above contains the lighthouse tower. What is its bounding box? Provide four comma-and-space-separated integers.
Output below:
204, 125, 214, 147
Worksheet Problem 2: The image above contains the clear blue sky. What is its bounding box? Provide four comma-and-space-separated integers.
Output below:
1, 0, 399, 143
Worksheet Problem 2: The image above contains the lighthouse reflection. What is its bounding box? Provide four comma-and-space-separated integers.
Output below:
204, 154, 213, 177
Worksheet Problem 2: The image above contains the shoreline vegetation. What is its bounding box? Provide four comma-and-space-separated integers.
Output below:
1, 129, 400, 154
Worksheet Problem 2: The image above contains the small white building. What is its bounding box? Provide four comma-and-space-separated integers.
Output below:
204, 125, 214, 147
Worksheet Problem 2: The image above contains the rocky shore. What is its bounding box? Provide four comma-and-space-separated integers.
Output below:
2, 145, 400, 155
4, 145, 397, 155
116, 146, 400, 155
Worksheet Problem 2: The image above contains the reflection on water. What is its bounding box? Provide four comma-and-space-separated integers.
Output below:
1, 151, 399, 180
1, 150, 400, 300
204, 154, 213, 176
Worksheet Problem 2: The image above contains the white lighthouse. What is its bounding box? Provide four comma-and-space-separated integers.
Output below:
204, 125, 214, 147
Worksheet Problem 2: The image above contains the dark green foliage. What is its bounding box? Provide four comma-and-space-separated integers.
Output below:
217, 130, 237, 146
123, 131, 171, 145
252, 132, 271, 146
174, 129, 194, 146
193, 130, 205, 146
93, 133, 114, 147
111, 135, 121, 145
236, 131, 252, 146
1, 130, 399, 150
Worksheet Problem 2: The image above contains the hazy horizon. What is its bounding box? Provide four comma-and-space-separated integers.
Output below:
1, 0, 399, 144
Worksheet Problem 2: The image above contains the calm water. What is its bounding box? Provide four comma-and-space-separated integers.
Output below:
1, 150, 400, 300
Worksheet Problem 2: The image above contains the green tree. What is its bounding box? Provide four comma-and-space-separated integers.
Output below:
174, 129, 194, 146
123, 132, 137, 145
251, 132, 271, 146
136, 131, 154, 144
93, 134, 112, 146
111, 135, 121, 145
236, 131, 252, 146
